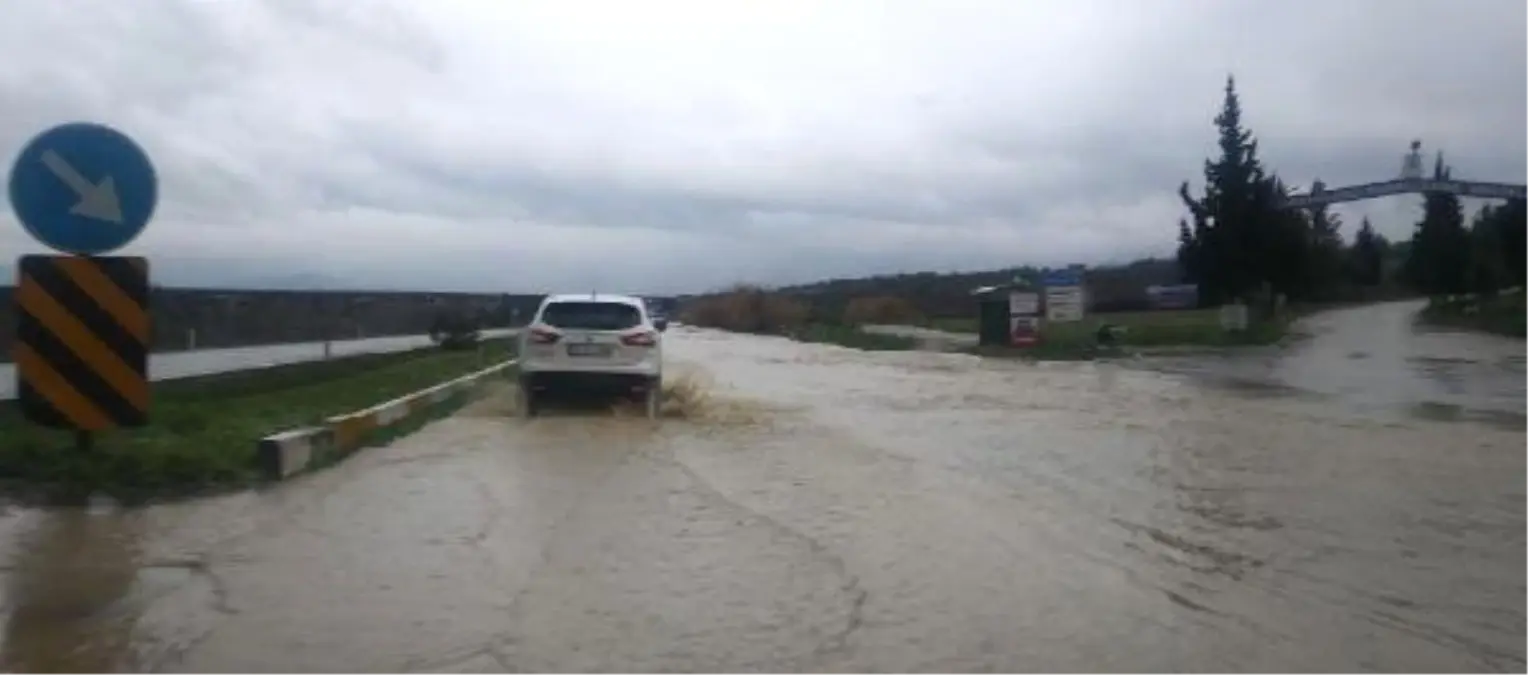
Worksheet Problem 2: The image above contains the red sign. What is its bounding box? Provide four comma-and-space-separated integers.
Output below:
1009, 316, 1040, 347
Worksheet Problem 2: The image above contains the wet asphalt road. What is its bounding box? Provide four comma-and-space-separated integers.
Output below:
0, 301, 1521, 672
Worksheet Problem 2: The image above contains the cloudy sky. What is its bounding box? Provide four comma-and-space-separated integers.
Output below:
1, 0, 1523, 294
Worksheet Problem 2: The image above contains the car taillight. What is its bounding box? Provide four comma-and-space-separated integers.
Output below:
620, 331, 657, 347
528, 326, 561, 344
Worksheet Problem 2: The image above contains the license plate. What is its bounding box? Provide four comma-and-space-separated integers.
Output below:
567, 344, 612, 357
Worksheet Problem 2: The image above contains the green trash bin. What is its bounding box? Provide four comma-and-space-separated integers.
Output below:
971, 281, 1039, 348
976, 291, 1010, 347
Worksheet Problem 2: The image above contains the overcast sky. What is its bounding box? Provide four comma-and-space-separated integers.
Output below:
1, 0, 1524, 294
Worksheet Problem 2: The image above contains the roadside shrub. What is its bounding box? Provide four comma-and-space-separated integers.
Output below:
429, 310, 481, 350
842, 295, 924, 326
678, 284, 810, 334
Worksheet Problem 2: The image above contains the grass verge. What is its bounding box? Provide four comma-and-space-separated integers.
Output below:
676, 285, 1312, 357
1418, 290, 1526, 338
0, 338, 517, 505
934, 308, 1296, 361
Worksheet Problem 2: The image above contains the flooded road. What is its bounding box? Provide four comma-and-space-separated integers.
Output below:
0, 303, 1520, 671
1136, 300, 1525, 426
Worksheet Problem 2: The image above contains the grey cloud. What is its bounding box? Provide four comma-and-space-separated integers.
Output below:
0, 0, 1523, 293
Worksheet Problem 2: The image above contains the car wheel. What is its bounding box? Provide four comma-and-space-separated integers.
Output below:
518, 379, 539, 418
644, 380, 662, 420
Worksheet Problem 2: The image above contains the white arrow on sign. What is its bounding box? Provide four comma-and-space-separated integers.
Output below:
39, 149, 124, 224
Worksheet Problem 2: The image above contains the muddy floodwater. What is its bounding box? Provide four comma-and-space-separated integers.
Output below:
0, 302, 1520, 672
1136, 301, 1524, 427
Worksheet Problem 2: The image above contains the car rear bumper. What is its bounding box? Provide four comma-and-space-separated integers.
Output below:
520, 370, 660, 394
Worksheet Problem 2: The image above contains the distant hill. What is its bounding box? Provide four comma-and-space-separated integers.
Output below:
0, 258, 354, 291
219, 272, 349, 291
679, 257, 1186, 320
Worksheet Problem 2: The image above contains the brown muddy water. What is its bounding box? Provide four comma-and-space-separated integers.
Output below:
0, 302, 1520, 672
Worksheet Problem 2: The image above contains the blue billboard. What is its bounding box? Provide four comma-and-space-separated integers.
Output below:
1040, 266, 1084, 287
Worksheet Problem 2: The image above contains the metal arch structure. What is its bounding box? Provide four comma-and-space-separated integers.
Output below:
1276, 141, 1527, 210
1280, 178, 1526, 210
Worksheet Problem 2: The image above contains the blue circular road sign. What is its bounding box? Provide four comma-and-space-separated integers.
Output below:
7, 122, 158, 256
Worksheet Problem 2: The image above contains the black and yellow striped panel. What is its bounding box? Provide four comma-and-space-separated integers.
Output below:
14, 254, 151, 431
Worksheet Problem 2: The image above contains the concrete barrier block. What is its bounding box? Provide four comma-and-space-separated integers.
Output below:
327, 411, 379, 453
256, 359, 518, 480
257, 427, 333, 479
427, 383, 456, 405
374, 399, 411, 426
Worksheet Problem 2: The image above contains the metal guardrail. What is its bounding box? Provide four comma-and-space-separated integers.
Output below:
0, 329, 521, 400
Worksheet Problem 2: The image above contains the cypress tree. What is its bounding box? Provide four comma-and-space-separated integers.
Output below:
1350, 217, 1387, 286
1177, 75, 1287, 304
1404, 154, 1471, 295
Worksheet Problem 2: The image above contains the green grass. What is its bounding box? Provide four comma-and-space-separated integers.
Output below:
792, 323, 919, 351
932, 308, 1293, 360
1419, 289, 1527, 338
0, 338, 517, 504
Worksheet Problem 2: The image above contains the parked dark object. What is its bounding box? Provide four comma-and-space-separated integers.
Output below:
429, 311, 481, 350
976, 293, 1010, 347
971, 281, 1038, 348
1096, 323, 1124, 348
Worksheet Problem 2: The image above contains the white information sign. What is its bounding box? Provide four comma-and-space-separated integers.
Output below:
1008, 291, 1039, 316
1045, 286, 1086, 322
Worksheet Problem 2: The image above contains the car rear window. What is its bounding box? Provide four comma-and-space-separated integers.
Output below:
539, 301, 643, 330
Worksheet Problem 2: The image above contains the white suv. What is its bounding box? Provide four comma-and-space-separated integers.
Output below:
516, 293, 667, 418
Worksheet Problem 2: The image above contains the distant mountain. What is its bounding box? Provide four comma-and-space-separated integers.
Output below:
139, 259, 346, 290
0, 259, 349, 291
700, 257, 1187, 318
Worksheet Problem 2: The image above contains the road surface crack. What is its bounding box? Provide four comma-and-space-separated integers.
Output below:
137, 555, 239, 672
399, 642, 515, 673
654, 451, 869, 664
808, 574, 868, 662
455, 472, 507, 551
494, 450, 637, 625
137, 556, 237, 616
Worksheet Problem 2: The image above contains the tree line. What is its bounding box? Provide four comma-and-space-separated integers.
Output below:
1176, 76, 1525, 309
735, 257, 1187, 323
678, 75, 1522, 328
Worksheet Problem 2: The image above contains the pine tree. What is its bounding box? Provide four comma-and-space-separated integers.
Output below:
1404, 153, 1471, 295
1176, 75, 1282, 304
1300, 197, 1346, 298
1468, 205, 1506, 295
1176, 217, 1200, 283
1258, 176, 1310, 299
1475, 199, 1526, 288
1349, 217, 1387, 286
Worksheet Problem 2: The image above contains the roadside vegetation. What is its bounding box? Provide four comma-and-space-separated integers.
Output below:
679, 74, 1523, 354
1405, 195, 1527, 338
0, 337, 517, 504
1418, 288, 1526, 338
1175, 77, 1522, 341
937, 308, 1294, 360
678, 285, 917, 351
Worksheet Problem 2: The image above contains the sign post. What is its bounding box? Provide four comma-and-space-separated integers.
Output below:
1042, 266, 1087, 324
1007, 288, 1041, 347
7, 122, 159, 448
